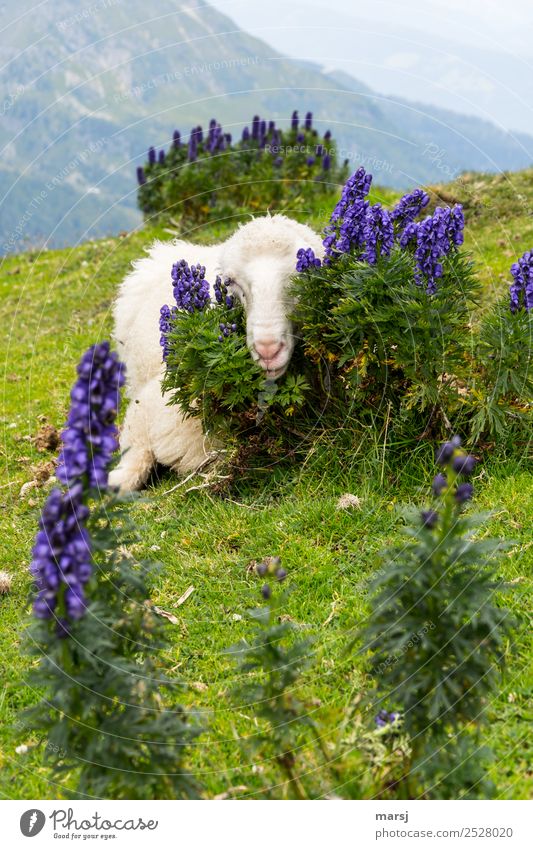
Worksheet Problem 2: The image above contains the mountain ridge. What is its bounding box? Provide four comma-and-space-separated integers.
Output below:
1, 0, 531, 252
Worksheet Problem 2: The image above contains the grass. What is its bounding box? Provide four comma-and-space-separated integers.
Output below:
0, 178, 532, 800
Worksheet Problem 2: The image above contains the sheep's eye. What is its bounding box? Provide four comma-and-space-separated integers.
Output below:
228, 281, 246, 302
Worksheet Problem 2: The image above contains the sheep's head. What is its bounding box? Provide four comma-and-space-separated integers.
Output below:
218, 215, 324, 378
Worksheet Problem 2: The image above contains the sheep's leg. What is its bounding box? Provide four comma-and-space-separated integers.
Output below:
109, 385, 156, 494
109, 375, 210, 493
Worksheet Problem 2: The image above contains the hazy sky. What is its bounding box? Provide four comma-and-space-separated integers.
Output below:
208, 0, 533, 133
210, 0, 533, 56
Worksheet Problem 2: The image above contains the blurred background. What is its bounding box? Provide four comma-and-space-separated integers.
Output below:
1, 0, 532, 252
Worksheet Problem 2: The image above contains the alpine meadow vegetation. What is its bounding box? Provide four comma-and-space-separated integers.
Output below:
1, 150, 531, 801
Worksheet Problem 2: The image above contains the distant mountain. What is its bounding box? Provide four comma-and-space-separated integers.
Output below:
1, 0, 532, 253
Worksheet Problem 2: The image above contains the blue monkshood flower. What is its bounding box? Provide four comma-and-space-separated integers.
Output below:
195, 125, 203, 144
435, 435, 461, 465
273, 156, 283, 167
159, 304, 178, 361
171, 259, 211, 313
322, 168, 373, 260
452, 454, 477, 476
225, 133, 232, 145
315, 144, 324, 157
242, 126, 250, 143
306, 156, 315, 166
363, 204, 394, 265
305, 111, 313, 131
329, 167, 373, 224
252, 115, 260, 140
291, 110, 299, 131
375, 709, 399, 728
333, 198, 369, 255
188, 134, 197, 162
213, 276, 235, 309
296, 247, 322, 272
268, 120, 276, 134
217, 321, 238, 341
31, 485, 92, 626
260, 120, 266, 138
509, 250, 533, 312
158, 149, 165, 164
148, 146, 156, 166
432, 473, 448, 496
297, 133, 305, 143
136, 167, 146, 186
324, 130, 331, 142
391, 188, 430, 228
173, 130, 181, 148
403, 205, 465, 294
56, 342, 125, 490
322, 154, 331, 171
455, 482, 474, 504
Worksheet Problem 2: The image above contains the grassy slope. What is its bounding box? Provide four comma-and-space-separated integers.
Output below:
0, 176, 531, 800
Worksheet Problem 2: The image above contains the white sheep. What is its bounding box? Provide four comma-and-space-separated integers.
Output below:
110, 214, 324, 492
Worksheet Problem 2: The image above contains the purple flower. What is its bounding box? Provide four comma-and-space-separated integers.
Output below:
252, 115, 260, 141
455, 482, 474, 504
242, 126, 250, 143
217, 321, 237, 341
435, 435, 461, 465
136, 167, 146, 186
432, 473, 448, 496
148, 146, 156, 166
305, 111, 313, 131
291, 110, 299, 131
159, 304, 178, 361
322, 153, 331, 171
306, 156, 315, 166
56, 342, 125, 490
158, 149, 165, 165
329, 167, 373, 225
31, 486, 92, 626
375, 709, 398, 728
273, 156, 283, 168
452, 455, 476, 476
173, 130, 181, 149
261, 584, 272, 600
213, 276, 235, 309
509, 250, 533, 312
391, 189, 430, 228
404, 205, 465, 294
171, 259, 211, 313
324, 130, 332, 142
296, 247, 322, 272
363, 204, 394, 265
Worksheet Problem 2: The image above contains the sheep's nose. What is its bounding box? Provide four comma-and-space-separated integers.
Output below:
254, 339, 283, 362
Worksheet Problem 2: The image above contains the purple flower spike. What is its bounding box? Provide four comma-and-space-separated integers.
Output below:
56, 342, 125, 491
171, 259, 211, 314
363, 204, 394, 265
305, 111, 313, 131
173, 129, 181, 148
291, 110, 299, 131
391, 189, 430, 228
405, 205, 465, 294
509, 250, 533, 312
148, 146, 156, 166
296, 247, 322, 272
136, 167, 146, 186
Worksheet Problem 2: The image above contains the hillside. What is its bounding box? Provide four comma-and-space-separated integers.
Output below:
0, 174, 532, 799
1, 0, 533, 252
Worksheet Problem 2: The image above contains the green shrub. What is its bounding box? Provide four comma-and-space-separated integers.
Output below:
136, 111, 348, 225
160, 168, 532, 468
